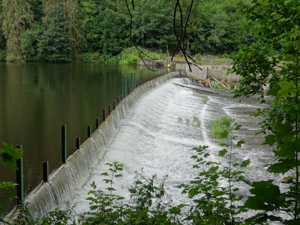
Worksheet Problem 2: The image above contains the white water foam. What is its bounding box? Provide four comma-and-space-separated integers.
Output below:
68, 78, 276, 217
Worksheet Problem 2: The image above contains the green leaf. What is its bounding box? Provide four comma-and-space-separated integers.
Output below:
245, 180, 283, 211
264, 135, 276, 146
241, 159, 250, 168
268, 158, 295, 174
236, 140, 245, 147
218, 149, 228, 157
277, 81, 295, 98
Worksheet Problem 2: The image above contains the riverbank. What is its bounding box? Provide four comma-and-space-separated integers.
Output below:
77, 47, 231, 65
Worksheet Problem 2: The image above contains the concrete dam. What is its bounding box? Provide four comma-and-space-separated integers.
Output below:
5, 70, 275, 220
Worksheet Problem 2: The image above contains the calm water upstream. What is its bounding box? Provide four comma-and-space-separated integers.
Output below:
0, 63, 165, 213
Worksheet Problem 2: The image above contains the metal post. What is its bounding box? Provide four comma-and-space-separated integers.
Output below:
76, 137, 80, 150
87, 125, 91, 138
134, 74, 136, 89
108, 104, 111, 115
113, 101, 116, 110
124, 78, 127, 97
121, 79, 124, 99
128, 76, 131, 93
117, 96, 120, 104
61, 124, 66, 164
103, 108, 106, 122
96, 118, 99, 128
43, 161, 49, 183
16, 145, 23, 206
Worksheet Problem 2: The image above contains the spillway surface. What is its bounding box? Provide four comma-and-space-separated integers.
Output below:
69, 78, 274, 214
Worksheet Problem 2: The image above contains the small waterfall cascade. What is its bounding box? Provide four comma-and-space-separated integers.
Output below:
69, 75, 276, 216
8, 71, 183, 219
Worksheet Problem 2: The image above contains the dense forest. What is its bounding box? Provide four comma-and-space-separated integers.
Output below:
0, 0, 253, 63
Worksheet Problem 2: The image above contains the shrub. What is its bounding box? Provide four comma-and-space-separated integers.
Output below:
211, 116, 234, 139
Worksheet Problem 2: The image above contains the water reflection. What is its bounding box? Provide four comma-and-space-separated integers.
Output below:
0, 63, 164, 213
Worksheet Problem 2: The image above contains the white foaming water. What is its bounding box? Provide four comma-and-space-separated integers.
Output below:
69, 78, 275, 215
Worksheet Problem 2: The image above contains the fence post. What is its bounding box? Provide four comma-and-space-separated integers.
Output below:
103, 108, 106, 122
96, 118, 99, 128
121, 79, 124, 99
16, 145, 23, 206
117, 96, 120, 104
61, 124, 66, 164
76, 137, 80, 150
87, 125, 91, 138
124, 78, 127, 98
134, 74, 136, 89
43, 161, 49, 183
108, 104, 111, 115
128, 76, 131, 93
113, 101, 116, 110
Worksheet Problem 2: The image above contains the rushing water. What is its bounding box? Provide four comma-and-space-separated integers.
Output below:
0, 63, 165, 213
68, 78, 276, 218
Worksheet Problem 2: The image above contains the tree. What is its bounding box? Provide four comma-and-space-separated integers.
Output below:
231, 0, 300, 223
38, 1, 74, 62
1, 0, 33, 62
188, 0, 253, 55
79, 0, 129, 56
131, 0, 176, 53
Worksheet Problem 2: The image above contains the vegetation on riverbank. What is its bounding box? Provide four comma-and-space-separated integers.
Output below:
0, 0, 252, 63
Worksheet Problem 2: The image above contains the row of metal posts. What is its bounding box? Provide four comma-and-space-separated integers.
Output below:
14, 71, 168, 207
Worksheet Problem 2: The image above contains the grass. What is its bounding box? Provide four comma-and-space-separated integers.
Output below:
186, 118, 190, 127
77, 48, 232, 65
177, 117, 182, 123
193, 117, 201, 128
202, 97, 208, 104
211, 83, 227, 90
211, 116, 234, 139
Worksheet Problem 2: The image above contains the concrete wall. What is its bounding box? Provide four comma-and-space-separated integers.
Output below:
176, 63, 240, 81
207, 69, 240, 81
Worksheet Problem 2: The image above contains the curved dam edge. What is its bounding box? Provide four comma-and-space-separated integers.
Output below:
4, 71, 185, 220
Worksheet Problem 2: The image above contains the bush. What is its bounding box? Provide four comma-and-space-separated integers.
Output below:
211, 116, 233, 139
77, 52, 101, 63
0, 50, 6, 62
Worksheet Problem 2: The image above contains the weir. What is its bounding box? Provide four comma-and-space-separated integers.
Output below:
68, 75, 277, 216
4, 71, 184, 220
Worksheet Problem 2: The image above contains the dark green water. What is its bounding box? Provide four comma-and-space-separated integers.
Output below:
0, 63, 165, 213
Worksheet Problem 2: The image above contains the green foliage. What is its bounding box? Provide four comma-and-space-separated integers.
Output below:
79, 0, 128, 57
0, 142, 23, 215
131, 0, 176, 52
179, 132, 248, 224
20, 24, 44, 61
211, 82, 227, 90
202, 97, 208, 104
82, 162, 177, 224
1, 0, 33, 62
0, 49, 6, 61
0, 0, 254, 62
77, 52, 101, 63
230, 0, 300, 223
192, 117, 201, 128
211, 116, 234, 139
38, 2, 74, 62
188, 0, 254, 55
8, 204, 77, 225
177, 116, 201, 128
